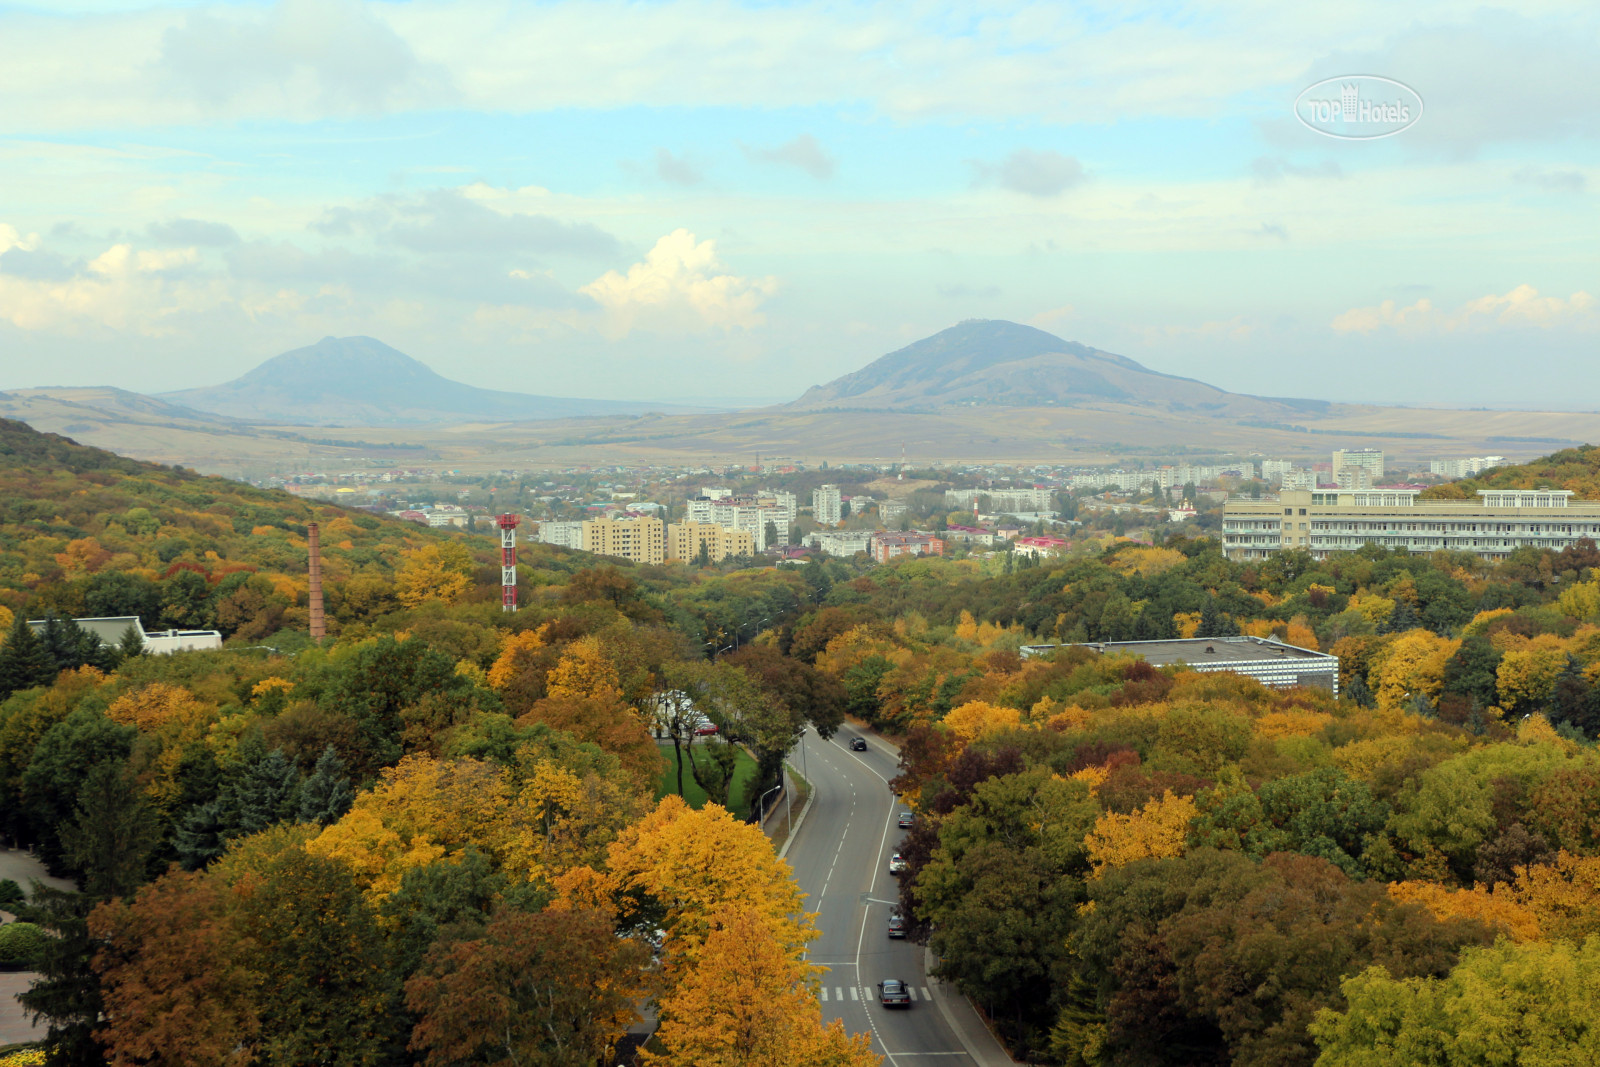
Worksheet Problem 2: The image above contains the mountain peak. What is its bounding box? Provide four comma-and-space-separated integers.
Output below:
159, 337, 697, 426
788, 318, 1300, 416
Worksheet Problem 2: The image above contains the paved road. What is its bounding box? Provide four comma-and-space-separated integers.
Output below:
785, 731, 980, 1067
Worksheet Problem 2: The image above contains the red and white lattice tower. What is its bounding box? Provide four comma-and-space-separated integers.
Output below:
496, 514, 520, 613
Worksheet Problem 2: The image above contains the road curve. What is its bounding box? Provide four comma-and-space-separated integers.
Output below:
784, 730, 980, 1067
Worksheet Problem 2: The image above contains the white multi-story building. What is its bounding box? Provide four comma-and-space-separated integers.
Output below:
1223, 487, 1600, 562
813, 484, 843, 525
1430, 456, 1506, 479
536, 520, 585, 549
805, 529, 875, 557
1332, 449, 1385, 482
1260, 460, 1295, 482
945, 487, 1054, 512
686, 497, 789, 550
1282, 468, 1316, 491
880, 500, 908, 523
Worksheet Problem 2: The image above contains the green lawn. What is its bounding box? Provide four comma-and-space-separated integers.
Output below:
656, 743, 761, 814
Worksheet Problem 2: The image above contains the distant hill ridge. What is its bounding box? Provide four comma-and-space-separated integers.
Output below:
161, 336, 701, 426
789, 319, 1323, 417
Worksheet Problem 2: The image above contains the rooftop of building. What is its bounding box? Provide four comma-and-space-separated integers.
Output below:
1021, 636, 1335, 665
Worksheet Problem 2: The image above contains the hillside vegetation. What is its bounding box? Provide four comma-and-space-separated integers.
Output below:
1, 430, 1600, 1065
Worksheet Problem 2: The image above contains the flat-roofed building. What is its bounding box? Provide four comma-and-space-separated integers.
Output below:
1332, 448, 1385, 482
871, 531, 945, 563
28, 615, 222, 655
667, 521, 755, 563
582, 516, 665, 564
1223, 487, 1600, 562
536, 520, 585, 550
813, 484, 843, 525
1021, 636, 1338, 696
804, 529, 874, 557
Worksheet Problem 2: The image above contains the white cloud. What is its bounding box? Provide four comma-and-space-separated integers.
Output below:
0, 238, 219, 335
579, 229, 776, 338
1332, 285, 1597, 334
0, 224, 39, 256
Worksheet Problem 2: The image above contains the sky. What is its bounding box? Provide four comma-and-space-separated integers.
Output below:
0, 0, 1595, 409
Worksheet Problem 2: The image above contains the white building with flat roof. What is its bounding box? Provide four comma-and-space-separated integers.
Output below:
1224, 487, 1598, 562
813, 484, 843, 525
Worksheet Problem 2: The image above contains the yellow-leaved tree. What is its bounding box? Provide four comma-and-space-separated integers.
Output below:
1496, 635, 1570, 714
602, 795, 817, 989
487, 626, 549, 691
941, 700, 1024, 746
545, 635, 624, 702
1386, 880, 1541, 941
1084, 790, 1196, 875
395, 542, 475, 608
646, 906, 879, 1067
1367, 630, 1459, 711
107, 682, 212, 733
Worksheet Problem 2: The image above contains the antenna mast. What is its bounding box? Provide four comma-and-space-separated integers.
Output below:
497, 514, 520, 612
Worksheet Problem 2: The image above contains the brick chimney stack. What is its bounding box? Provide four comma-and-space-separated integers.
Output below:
307, 521, 326, 640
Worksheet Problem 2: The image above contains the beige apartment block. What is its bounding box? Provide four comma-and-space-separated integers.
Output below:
667, 521, 755, 563
582, 516, 665, 564
1224, 488, 1600, 562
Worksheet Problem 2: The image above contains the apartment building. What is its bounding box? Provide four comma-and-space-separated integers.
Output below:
871, 532, 945, 563
879, 500, 908, 522
804, 529, 875, 557
667, 521, 755, 563
582, 516, 666, 564
1223, 488, 1600, 562
685, 496, 790, 550
1430, 456, 1505, 479
813, 484, 843, 525
1332, 448, 1385, 482
945, 487, 1054, 512
536, 520, 585, 550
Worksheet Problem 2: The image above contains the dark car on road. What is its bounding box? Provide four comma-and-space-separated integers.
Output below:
887, 913, 907, 939
878, 979, 912, 1008
848, 737, 867, 751
897, 811, 914, 828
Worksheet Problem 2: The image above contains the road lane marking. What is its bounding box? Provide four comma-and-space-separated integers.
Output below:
921, 986, 933, 1000
907, 987, 918, 1001
848, 986, 858, 1000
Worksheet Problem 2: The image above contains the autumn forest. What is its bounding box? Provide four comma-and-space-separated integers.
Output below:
3, 419, 1600, 1066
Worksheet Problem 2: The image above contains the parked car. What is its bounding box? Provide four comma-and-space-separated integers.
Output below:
878, 979, 912, 1008
692, 718, 718, 736
889, 852, 907, 874
897, 811, 915, 829
887, 913, 907, 939
849, 737, 868, 751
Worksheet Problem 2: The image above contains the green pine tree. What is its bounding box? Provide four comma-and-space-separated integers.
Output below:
14, 886, 105, 1067
0, 613, 56, 699
60, 761, 159, 899
298, 746, 356, 826
117, 623, 146, 660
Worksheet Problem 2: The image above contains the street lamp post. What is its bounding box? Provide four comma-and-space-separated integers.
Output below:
758, 782, 782, 827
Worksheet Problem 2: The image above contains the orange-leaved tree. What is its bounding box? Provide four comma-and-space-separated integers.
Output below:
90, 868, 259, 1067
406, 906, 648, 1067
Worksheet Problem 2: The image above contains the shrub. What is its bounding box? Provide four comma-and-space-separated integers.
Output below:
0, 921, 49, 967
0, 879, 23, 908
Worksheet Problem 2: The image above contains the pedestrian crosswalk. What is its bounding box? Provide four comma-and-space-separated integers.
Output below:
818, 985, 935, 1002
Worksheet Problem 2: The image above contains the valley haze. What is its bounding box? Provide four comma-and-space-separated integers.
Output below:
2, 320, 1595, 477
